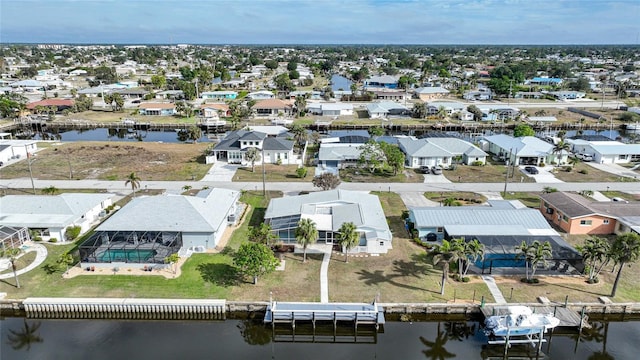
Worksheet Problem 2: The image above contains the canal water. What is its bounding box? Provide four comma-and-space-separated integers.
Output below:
330, 74, 353, 92
1, 316, 639, 359
33, 128, 214, 143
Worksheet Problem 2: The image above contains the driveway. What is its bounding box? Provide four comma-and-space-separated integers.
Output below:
399, 192, 439, 209
520, 166, 564, 183
585, 162, 639, 179
423, 173, 452, 183
200, 162, 240, 182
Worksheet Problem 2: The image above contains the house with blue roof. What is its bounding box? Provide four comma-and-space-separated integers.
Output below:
481, 134, 569, 165
265, 189, 393, 254
398, 137, 487, 168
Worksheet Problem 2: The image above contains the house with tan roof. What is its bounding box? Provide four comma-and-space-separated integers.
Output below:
539, 192, 640, 235
251, 99, 293, 117
26, 98, 75, 113
138, 102, 176, 116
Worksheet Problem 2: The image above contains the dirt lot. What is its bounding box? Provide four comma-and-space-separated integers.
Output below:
0, 141, 212, 181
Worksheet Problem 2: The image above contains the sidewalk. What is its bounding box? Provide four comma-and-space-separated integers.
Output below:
0, 243, 48, 280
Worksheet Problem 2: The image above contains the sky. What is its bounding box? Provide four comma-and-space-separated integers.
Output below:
1, 0, 639, 45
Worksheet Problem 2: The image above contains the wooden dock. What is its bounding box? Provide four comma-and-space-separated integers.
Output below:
264, 300, 385, 330
481, 305, 585, 328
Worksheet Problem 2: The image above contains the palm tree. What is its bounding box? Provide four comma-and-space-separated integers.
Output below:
528, 240, 553, 279
516, 240, 534, 281
609, 232, 640, 297
187, 125, 202, 143
337, 222, 359, 263
1, 247, 22, 288
125, 172, 141, 197
7, 320, 43, 351
461, 239, 485, 277
432, 239, 463, 295
295, 218, 318, 262
442, 197, 461, 207
244, 147, 261, 172
577, 236, 611, 283
553, 140, 571, 165
568, 155, 580, 170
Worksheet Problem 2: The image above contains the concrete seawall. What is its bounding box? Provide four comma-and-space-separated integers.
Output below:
2, 299, 640, 320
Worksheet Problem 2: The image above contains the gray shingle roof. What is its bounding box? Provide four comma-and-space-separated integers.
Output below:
96, 188, 239, 232
540, 192, 640, 218
265, 189, 391, 240
0, 193, 114, 228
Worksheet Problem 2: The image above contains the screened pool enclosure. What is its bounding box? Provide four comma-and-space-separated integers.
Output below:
79, 230, 182, 265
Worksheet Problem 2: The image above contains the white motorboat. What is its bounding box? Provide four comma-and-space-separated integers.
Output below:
484, 306, 560, 337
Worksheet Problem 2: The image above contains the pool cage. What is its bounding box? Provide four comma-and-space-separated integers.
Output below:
79, 230, 182, 264
0, 226, 30, 251
452, 235, 583, 275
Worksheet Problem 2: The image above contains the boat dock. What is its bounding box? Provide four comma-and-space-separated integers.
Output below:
481, 305, 586, 329
264, 300, 385, 331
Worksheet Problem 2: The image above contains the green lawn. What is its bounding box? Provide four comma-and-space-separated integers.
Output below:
232, 165, 314, 182
502, 192, 542, 208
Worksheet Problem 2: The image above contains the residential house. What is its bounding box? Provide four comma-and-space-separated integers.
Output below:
201, 91, 238, 100
138, 103, 176, 116
398, 137, 487, 168
366, 101, 410, 119
414, 87, 450, 101
547, 91, 586, 100
364, 75, 398, 90
112, 88, 149, 99
475, 105, 520, 122
199, 103, 231, 117
251, 99, 293, 117
26, 98, 75, 113
246, 90, 275, 100
156, 90, 184, 100
481, 134, 569, 165
370, 90, 408, 101
78, 188, 240, 268
514, 91, 544, 99
264, 189, 393, 254
426, 101, 466, 116
539, 192, 640, 235
525, 77, 563, 86
463, 88, 493, 101
307, 102, 354, 117
0, 139, 38, 164
565, 139, 640, 164
407, 200, 581, 273
211, 129, 295, 165
0, 193, 115, 242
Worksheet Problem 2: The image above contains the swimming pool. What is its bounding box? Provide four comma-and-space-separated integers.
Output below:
475, 253, 526, 269
98, 249, 157, 263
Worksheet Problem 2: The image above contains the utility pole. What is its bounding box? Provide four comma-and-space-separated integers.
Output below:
261, 144, 266, 196
26, 145, 36, 195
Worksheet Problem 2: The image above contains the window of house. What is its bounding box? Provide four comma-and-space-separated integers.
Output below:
603, 219, 610, 224
379, 241, 384, 247
580, 220, 593, 226
619, 154, 628, 160
562, 214, 569, 222
436, 227, 444, 233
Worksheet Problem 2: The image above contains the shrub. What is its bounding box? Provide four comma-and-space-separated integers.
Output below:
295, 167, 307, 178
579, 169, 588, 174
471, 161, 484, 166
49, 237, 58, 243
33, 236, 42, 242
538, 162, 546, 167
65, 225, 82, 241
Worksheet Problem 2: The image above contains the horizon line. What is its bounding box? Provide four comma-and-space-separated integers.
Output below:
5, 42, 640, 47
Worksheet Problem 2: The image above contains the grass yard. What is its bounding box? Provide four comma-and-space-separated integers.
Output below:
0, 141, 211, 181
232, 165, 314, 182
444, 164, 535, 183
0, 251, 37, 276
424, 192, 488, 205
502, 192, 543, 208
552, 163, 638, 182
340, 168, 425, 183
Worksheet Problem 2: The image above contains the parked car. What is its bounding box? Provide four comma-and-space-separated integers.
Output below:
431, 166, 443, 175
576, 153, 594, 162
419, 165, 430, 174
524, 166, 539, 174
612, 197, 629, 203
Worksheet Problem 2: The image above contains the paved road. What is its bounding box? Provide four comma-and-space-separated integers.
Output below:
2, 178, 638, 195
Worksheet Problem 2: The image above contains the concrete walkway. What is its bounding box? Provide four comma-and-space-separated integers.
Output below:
303, 244, 333, 303
0, 243, 48, 280
200, 162, 239, 182
590, 191, 611, 202
481, 275, 507, 304
585, 162, 639, 179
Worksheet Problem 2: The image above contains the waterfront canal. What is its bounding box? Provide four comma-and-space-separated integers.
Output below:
1, 316, 639, 359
